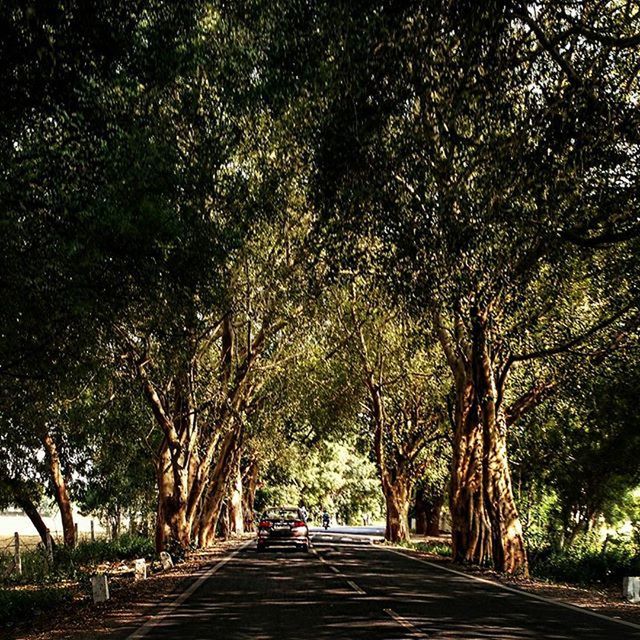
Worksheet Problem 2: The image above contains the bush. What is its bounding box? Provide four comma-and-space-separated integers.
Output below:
1, 535, 155, 587
531, 537, 640, 585
70, 534, 154, 565
0, 587, 72, 627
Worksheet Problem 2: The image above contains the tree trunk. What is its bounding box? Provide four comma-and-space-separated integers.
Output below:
439, 310, 529, 575
41, 432, 75, 548
450, 382, 493, 565
242, 460, 259, 532
415, 488, 428, 535
426, 500, 443, 537
415, 487, 444, 536
228, 463, 244, 535
473, 311, 528, 575
384, 478, 411, 543
155, 441, 190, 552
5, 478, 51, 547
197, 427, 244, 546
219, 501, 230, 540
198, 474, 229, 547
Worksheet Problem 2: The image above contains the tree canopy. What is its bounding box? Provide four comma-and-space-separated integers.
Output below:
1, 0, 639, 576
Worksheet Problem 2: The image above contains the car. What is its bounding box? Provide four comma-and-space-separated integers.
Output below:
256, 506, 310, 552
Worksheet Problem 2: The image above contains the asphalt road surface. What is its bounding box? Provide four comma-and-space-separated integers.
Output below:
125, 527, 640, 640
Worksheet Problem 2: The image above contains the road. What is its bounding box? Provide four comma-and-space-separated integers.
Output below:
125, 527, 640, 640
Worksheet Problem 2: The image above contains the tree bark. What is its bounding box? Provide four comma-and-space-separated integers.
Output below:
384, 478, 411, 542
415, 486, 444, 536
242, 459, 259, 532
425, 499, 443, 536
197, 428, 243, 547
4, 478, 51, 547
219, 501, 230, 539
473, 310, 528, 575
155, 440, 190, 551
438, 310, 528, 575
41, 431, 75, 548
415, 488, 428, 535
450, 381, 493, 565
228, 462, 244, 535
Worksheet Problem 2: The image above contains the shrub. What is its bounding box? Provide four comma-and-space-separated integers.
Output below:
70, 534, 154, 565
531, 537, 640, 585
1, 535, 155, 587
0, 587, 72, 627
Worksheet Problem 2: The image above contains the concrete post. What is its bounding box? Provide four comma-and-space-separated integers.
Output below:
134, 559, 147, 581
623, 577, 640, 603
159, 551, 174, 570
14, 532, 21, 576
91, 574, 110, 603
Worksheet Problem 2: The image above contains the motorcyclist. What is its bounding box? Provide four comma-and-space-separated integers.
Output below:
322, 509, 330, 529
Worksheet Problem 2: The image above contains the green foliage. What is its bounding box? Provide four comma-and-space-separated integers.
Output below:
0, 586, 72, 627
401, 540, 453, 558
531, 536, 640, 586
1, 535, 154, 588
66, 535, 154, 565
257, 439, 383, 524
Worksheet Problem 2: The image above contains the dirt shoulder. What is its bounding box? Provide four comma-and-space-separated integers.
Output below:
396, 543, 640, 627
5, 537, 251, 640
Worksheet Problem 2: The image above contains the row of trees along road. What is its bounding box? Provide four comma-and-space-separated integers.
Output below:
0, 1, 639, 576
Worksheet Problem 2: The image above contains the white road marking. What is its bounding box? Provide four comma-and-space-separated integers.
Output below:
385, 547, 640, 632
126, 541, 252, 639
318, 553, 366, 594
346, 579, 366, 595
384, 608, 429, 639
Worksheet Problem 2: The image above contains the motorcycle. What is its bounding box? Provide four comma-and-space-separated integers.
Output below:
322, 514, 330, 530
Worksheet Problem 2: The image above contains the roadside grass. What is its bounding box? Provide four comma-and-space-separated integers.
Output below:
0, 533, 155, 586
398, 538, 453, 557
0, 586, 73, 627
530, 542, 640, 586
400, 533, 640, 588
0, 534, 155, 630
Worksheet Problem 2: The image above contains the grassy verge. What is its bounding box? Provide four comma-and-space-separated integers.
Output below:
400, 534, 640, 588
530, 544, 640, 586
0, 586, 73, 627
398, 539, 453, 557
0, 534, 155, 631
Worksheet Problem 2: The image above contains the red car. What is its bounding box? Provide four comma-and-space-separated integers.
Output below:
256, 506, 310, 552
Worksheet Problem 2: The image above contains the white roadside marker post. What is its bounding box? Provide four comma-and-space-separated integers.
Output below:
159, 551, 174, 570
134, 558, 147, 581
623, 577, 640, 603
91, 574, 110, 603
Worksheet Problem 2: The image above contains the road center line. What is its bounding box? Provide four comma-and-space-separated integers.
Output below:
384, 547, 640, 633
346, 579, 366, 595
384, 608, 429, 639
126, 540, 251, 639
318, 553, 366, 594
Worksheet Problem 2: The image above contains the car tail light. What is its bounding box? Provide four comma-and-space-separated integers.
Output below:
259, 520, 272, 529
292, 520, 306, 528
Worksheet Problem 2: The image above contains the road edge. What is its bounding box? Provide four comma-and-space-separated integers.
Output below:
383, 547, 640, 632
125, 539, 253, 639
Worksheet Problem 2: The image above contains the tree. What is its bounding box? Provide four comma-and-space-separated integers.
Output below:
339, 285, 448, 542
311, 0, 639, 573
